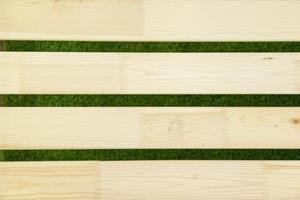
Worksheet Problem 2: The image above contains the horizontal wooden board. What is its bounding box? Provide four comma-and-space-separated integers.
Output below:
1, 0, 300, 41
1, 52, 300, 94
1, 107, 300, 149
1, 161, 300, 200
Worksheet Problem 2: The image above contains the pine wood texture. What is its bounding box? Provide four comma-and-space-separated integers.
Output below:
1, 107, 300, 149
1, 52, 300, 94
1, 0, 300, 41
1, 161, 300, 200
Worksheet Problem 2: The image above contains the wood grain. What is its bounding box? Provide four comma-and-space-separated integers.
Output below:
1, 52, 300, 94
1, 107, 300, 149
1, 161, 300, 200
1, 0, 300, 41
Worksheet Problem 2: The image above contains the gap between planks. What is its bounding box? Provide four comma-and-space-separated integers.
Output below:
1, 107, 300, 149
1, 161, 300, 200
0, 52, 300, 94
0, 41, 4, 51
0, 41, 4, 106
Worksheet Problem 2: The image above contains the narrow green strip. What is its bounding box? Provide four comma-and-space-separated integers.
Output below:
4, 41, 300, 52
0, 151, 5, 161
0, 41, 4, 51
0, 96, 4, 107
3, 150, 300, 161
1, 95, 300, 107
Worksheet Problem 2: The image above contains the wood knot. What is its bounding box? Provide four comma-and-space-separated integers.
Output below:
262, 57, 274, 60
290, 118, 300, 125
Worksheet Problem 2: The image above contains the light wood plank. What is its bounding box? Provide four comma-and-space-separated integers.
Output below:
1, 161, 300, 200
1, 0, 300, 41
1, 52, 300, 94
1, 107, 300, 149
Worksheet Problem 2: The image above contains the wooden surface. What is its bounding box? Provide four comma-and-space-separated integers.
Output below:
1, 161, 300, 200
1, 0, 300, 41
1, 107, 300, 149
1, 52, 300, 94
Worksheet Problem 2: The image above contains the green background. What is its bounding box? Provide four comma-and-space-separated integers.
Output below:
1, 41, 300, 161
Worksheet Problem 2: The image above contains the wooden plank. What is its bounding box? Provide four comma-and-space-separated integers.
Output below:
1, 107, 300, 149
1, 161, 300, 200
1, 52, 300, 94
1, 0, 300, 41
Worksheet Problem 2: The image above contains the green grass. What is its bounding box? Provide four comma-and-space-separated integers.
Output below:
0, 151, 5, 161
4, 41, 300, 52
3, 150, 300, 161
3, 95, 300, 107
1, 41, 300, 161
